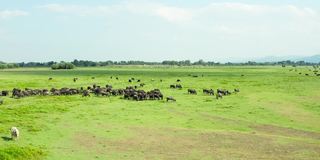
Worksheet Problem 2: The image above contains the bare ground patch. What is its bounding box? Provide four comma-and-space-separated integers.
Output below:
265, 101, 319, 129
167, 108, 188, 117
72, 127, 320, 160
201, 113, 251, 126
252, 124, 320, 140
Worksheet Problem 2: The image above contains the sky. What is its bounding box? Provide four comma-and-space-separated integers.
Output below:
0, 0, 320, 62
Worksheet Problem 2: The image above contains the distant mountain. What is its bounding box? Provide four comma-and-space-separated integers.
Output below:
252, 55, 320, 63
298, 55, 320, 63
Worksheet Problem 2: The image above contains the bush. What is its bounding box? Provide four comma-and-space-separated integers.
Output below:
0, 64, 8, 69
0, 63, 19, 69
51, 62, 75, 70
0, 145, 46, 160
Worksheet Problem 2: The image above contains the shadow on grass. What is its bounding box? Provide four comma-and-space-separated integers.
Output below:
1, 136, 12, 141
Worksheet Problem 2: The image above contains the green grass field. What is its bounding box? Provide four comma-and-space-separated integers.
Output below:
0, 66, 319, 160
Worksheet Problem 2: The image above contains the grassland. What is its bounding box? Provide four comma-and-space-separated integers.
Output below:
0, 66, 319, 160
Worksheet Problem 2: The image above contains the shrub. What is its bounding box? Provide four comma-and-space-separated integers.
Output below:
51, 62, 75, 70
0, 63, 19, 69
0, 145, 46, 160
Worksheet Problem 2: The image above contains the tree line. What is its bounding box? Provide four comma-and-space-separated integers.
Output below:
0, 59, 319, 70
0, 62, 19, 69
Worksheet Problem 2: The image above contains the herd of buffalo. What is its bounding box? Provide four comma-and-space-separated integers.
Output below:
0, 77, 240, 104
288, 66, 320, 77
1, 66, 319, 105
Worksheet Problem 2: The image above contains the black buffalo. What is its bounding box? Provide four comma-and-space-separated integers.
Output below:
82, 90, 90, 97
203, 89, 214, 95
176, 84, 182, 89
216, 92, 223, 99
1, 90, 9, 96
188, 89, 197, 95
166, 96, 176, 102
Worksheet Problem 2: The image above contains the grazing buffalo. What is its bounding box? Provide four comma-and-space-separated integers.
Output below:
166, 96, 176, 102
203, 89, 214, 95
176, 84, 182, 89
171, 84, 182, 89
217, 89, 231, 96
188, 89, 197, 95
82, 90, 90, 97
137, 79, 141, 82
216, 92, 223, 99
140, 83, 145, 87
73, 78, 78, 82
234, 89, 240, 93
48, 77, 53, 80
128, 79, 132, 83
177, 79, 181, 82
12, 88, 23, 98
1, 90, 9, 96
116, 77, 119, 80
41, 89, 49, 96
124, 89, 163, 101
52, 90, 60, 96
101, 91, 110, 96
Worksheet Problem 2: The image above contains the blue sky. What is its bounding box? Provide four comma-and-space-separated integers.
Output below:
0, 0, 320, 62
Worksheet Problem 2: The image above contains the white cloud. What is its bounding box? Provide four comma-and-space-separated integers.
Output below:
38, 4, 121, 16
154, 6, 192, 22
38, 3, 192, 22
201, 3, 318, 16
0, 10, 29, 19
204, 2, 269, 14
38, 2, 318, 24
38, 4, 83, 13
285, 5, 317, 17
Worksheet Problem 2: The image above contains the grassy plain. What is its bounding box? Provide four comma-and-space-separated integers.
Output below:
0, 66, 319, 160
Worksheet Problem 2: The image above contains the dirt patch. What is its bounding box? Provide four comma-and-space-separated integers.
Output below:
201, 113, 251, 125
73, 127, 320, 160
265, 101, 319, 129
253, 124, 320, 140
73, 131, 102, 151
167, 108, 188, 117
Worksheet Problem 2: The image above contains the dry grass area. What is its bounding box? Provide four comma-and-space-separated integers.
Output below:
73, 126, 320, 160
